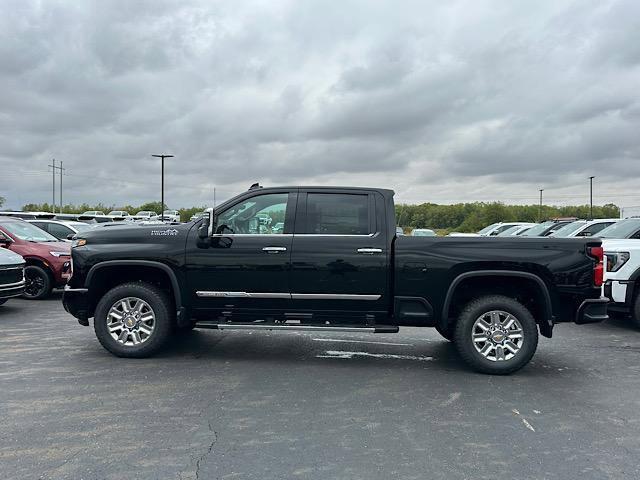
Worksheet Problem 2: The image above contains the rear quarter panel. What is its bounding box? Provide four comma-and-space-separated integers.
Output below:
394, 236, 600, 320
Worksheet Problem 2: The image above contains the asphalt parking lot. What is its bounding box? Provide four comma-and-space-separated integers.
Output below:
1, 295, 639, 480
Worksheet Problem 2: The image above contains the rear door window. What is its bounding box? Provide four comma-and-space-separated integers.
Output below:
303, 193, 371, 235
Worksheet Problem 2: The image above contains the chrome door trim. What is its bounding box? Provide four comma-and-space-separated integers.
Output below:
196, 291, 291, 299
291, 293, 381, 301
195, 291, 381, 300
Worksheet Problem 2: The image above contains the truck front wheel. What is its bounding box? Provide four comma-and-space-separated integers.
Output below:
454, 295, 538, 375
632, 294, 640, 329
94, 282, 173, 358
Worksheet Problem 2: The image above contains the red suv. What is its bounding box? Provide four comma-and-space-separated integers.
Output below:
0, 216, 71, 299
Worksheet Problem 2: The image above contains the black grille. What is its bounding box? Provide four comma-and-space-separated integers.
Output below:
0, 266, 24, 285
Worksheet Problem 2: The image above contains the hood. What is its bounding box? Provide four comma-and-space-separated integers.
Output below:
601, 239, 640, 252
0, 247, 25, 265
78, 221, 193, 245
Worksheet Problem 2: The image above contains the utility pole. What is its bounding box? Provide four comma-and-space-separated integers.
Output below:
539, 189, 544, 222
59, 161, 65, 212
152, 154, 174, 221
48, 159, 56, 213
589, 176, 595, 220
213, 187, 216, 207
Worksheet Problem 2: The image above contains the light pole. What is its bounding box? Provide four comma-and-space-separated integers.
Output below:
152, 154, 174, 221
589, 176, 595, 220
539, 189, 544, 222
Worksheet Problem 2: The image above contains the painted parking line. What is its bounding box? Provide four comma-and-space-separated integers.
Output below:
317, 350, 434, 361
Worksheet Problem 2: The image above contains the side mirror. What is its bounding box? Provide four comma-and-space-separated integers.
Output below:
197, 208, 214, 239
67, 233, 75, 240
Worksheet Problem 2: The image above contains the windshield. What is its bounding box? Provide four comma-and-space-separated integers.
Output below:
2, 221, 59, 242
497, 225, 520, 236
136, 211, 152, 216
477, 223, 500, 235
550, 221, 586, 237
108, 211, 126, 216
163, 210, 177, 215
520, 221, 554, 236
598, 219, 640, 239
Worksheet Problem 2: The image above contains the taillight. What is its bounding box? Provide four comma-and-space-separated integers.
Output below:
588, 246, 604, 287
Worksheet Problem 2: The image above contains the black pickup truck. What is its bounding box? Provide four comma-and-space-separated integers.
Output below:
63, 185, 608, 374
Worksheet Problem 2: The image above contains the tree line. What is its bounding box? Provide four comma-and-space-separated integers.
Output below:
395, 202, 620, 232
13, 200, 620, 232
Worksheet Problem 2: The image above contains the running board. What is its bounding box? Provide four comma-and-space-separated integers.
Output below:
194, 322, 399, 333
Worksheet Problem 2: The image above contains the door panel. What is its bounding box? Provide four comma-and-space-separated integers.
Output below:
186, 191, 296, 317
289, 191, 389, 321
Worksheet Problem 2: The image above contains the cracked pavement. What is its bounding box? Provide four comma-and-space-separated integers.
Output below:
1, 294, 640, 479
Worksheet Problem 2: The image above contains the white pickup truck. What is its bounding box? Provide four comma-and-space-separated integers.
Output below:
603, 239, 640, 327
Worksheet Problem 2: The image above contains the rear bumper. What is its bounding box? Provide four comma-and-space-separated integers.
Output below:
575, 297, 609, 324
62, 286, 90, 325
0, 280, 26, 299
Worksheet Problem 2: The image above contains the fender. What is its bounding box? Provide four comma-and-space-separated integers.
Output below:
441, 270, 554, 337
85, 260, 182, 309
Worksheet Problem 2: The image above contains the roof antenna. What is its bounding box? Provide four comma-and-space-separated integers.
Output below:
249, 182, 262, 190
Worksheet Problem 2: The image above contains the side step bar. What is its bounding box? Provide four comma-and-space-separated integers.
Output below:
194, 322, 399, 334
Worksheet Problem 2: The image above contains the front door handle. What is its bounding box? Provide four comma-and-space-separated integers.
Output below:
263, 246, 287, 254
357, 248, 383, 255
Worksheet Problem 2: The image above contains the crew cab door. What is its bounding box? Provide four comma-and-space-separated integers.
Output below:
185, 189, 297, 317
288, 190, 389, 322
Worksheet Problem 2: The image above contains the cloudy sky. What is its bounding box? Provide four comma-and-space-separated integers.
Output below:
1, 0, 639, 210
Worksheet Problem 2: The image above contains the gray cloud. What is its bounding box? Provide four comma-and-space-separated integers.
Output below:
1, 0, 639, 210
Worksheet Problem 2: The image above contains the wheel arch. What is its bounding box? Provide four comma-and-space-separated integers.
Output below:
85, 260, 182, 317
441, 270, 554, 338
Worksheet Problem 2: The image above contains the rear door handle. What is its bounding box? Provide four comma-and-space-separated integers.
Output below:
262, 246, 287, 253
357, 248, 383, 255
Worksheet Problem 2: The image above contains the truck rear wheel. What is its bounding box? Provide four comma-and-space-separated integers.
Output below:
94, 282, 173, 358
632, 294, 640, 329
454, 295, 538, 375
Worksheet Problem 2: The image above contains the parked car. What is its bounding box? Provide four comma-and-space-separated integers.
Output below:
272, 222, 285, 234
411, 228, 437, 237
133, 211, 158, 221
596, 218, 640, 240
497, 224, 537, 236
27, 219, 94, 241
64, 185, 607, 375
603, 239, 640, 327
0, 217, 71, 299
519, 219, 576, 237
190, 212, 207, 222
396, 226, 405, 236
82, 210, 105, 216
160, 210, 181, 222
108, 211, 130, 219
550, 219, 619, 238
0, 211, 56, 220
0, 247, 25, 305
478, 222, 532, 236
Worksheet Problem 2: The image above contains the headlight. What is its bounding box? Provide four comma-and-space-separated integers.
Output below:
72, 239, 87, 247
49, 251, 70, 257
605, 252, 630, 272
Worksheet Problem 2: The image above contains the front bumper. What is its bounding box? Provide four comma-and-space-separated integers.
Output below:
0, 279, 26, 299
62, 285, 90, 325
575, 297, 609, 324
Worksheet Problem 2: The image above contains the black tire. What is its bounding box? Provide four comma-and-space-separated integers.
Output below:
94, 282, 173, 358
631, 294, 640, 329
454, 295, 539, 375
435, 324, 455, 342
22, 265, 52, 300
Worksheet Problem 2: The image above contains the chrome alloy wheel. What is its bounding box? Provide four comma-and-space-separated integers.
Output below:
106, 297, 156, 346
472, 310, 524, 362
